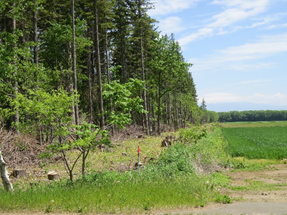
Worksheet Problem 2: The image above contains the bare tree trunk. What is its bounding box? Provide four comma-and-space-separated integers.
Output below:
157, 74, 161, 135
174, 90, 179, 130
167, 92, 171, 128
12, 8, 19, 135
105, 32, 114, 135
71, 0, 79, 126
87, 46, 93, 122
95, 0, 104, 129
179, 100, 183, 128
0, 151, 13, 192
33, 0, 43, 144
138, 6, 149, 135
33, 0, 38, 68
69, 42, 75, 124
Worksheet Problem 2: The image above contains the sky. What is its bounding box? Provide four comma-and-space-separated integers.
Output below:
148, 0, 287, 112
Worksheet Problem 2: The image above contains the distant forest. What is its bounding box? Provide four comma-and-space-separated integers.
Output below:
0, 0, 218, 139
218, 110, 287, 122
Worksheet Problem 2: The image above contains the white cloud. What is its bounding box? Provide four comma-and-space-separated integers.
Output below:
148, 0, 198, 17
178, 0, 270, 45
220, 34, 287, 59
200, 92, 287, 105
189, 34, 287, 72
238, 79, 270, 85
266, 23, 287, 29
157, 17, 184, 35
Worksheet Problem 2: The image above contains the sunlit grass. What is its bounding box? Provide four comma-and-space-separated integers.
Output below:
0, 125, 231, 213
222, 126, 287, 160
2, 174, 210, 213
220, 121, 287, 128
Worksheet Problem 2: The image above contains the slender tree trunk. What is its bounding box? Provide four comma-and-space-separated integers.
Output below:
12, 10, 19, 134
95, 0, 104, 129
138, 2, 149, 136
87, 46, 93, 122
105, 32, 114, 135
82, 150, 86, 176
179, 100, 182, 128
0, 151, 13, 192
167, 92, 171, 128
33, 0, 38, 68
71, 0, 79, 126
151, 100, 155, 133
34, 0, 43, 144
174, 90, 179, 130
121, 39, 127, 83
157, 73, 161, 135
69, 42, 75, 124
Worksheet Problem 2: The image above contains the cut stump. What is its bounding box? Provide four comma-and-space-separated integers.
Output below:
48, 171, 59, 180
12, 169, 26, 179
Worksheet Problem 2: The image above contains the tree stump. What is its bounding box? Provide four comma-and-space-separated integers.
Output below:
12, 169, 26, 179
48, 171, 59, 180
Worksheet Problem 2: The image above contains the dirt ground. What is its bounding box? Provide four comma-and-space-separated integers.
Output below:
171, 164, 287, 215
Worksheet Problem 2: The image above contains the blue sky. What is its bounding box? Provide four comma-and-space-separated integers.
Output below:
148, 0, 287, 112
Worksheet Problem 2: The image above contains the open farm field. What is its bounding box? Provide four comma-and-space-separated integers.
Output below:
222, 125, 287, 159
220, 121, 287, 128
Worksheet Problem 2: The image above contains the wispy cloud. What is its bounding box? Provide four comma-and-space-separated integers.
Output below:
200, 92, 287, 105
148, 0, 198, 17
189, 33, 287, 72
179, 0, 270, 45
265, 23, 287, 29
157, 17, 184, 35
238, 79, 270, 85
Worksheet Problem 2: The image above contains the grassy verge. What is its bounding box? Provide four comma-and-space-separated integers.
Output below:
0, 173, 214, 213
0, 125, 231, 213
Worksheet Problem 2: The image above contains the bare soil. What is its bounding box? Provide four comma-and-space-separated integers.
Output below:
174, 164, 287, 215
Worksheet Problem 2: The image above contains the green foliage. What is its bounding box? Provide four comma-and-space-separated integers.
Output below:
218, 110, 287, 122
215, 194, 232, 204
0, 125, 231, 213
179, 125, 207, 144
103, 78, 147, 128
73, 122, 110, 150
142, 143, 195, 177
222, 126, 287, 159
143, 126, 228, 178
13, 88, 74, 139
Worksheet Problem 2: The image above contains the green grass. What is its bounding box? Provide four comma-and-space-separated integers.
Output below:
0, 173, 213, 213
220, 121, 287, 128
222, 126, 287, 159
231, 180, 281, 191
0, 125, 230, 213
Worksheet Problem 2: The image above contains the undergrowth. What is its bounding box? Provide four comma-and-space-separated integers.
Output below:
0, 124, 231, 213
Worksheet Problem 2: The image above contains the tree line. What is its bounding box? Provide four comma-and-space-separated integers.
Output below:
218, 110, 287, 122
0, 0, 207, 135
0, 0, 216, 182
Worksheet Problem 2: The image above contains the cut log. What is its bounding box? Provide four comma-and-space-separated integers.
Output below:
0, 151, 13, 191
12, 169, 26, 179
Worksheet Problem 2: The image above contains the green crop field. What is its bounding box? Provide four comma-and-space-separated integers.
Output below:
220, 121, 287, 128
222, 124, 287, 160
